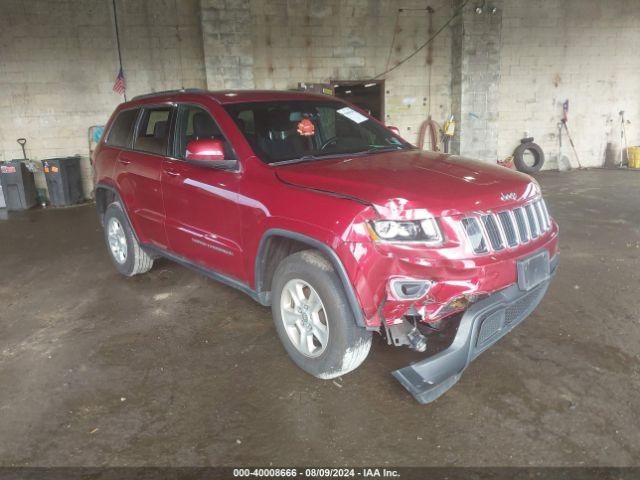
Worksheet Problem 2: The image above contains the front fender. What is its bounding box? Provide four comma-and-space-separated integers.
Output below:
254, 228, 368, 328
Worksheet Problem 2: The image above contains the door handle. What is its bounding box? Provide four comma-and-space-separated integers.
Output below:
165, 170, 181, 177
117, 157, 131, 165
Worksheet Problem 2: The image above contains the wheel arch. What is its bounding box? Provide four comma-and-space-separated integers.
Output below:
255, 228, 366, 327
94, 183, 140, 242
95, 184, 117, 227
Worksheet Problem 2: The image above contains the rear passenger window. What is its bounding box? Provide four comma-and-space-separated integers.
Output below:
106, 109, 139, 147
134, 107, 172, 155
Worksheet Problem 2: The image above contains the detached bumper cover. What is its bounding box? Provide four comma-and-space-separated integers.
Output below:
393, 255, 558, 404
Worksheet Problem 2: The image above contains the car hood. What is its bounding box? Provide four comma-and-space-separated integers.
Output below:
275, 149, 539, 218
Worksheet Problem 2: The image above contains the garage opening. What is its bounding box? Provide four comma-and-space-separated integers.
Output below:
332, 80, 384, 121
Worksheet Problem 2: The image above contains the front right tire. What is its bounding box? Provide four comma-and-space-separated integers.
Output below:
271, 250, 372, 379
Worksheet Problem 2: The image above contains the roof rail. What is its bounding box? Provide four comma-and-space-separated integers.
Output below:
130, 88, 207, 101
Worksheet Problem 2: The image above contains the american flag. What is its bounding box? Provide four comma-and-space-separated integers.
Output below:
113, 68, 126, 95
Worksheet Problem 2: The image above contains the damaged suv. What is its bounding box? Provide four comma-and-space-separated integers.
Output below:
94, 89, 558, 403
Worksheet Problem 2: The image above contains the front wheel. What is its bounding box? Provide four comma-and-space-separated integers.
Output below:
103, 202, 154, 277
271, 250, 372, 379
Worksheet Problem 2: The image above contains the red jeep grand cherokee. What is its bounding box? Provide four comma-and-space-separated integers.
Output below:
94, 89, 558, 404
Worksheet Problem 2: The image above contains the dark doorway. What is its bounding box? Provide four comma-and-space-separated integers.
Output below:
332, 80, 384, 121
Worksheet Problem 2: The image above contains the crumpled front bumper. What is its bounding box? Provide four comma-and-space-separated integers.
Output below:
393, 255, 558, 404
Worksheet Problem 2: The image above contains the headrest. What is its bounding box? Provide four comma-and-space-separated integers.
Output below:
268, 110, 294, 131
193, 112, 219, 138
153, 121, 168, 139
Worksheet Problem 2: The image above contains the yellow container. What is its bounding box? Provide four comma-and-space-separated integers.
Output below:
628, 147, 640, 169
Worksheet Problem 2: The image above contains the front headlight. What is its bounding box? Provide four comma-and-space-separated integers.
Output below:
368, 218, 443, 244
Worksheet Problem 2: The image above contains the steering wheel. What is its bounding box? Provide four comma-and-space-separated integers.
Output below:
320, 136, 339, 151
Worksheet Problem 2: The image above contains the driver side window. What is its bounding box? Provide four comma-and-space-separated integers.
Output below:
175, 105, 236, 160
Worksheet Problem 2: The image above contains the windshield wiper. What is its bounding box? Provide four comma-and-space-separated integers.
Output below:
359, 144, 406, 155
270, 155, 323, 166
270, 145, 409, 166
270, 151, 363, 166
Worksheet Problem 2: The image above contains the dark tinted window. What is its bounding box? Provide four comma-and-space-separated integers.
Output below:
236, 110, 255, 135
106, 109, 139, 147
175, 105, 235, 160
133, 107, 172, 155
223, 101, 410, 164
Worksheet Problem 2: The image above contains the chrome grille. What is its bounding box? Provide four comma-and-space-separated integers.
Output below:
481, 214, 504, 250
534, 200, 549, 231
461, 218, 487, 253
513, 207, 529, 243
462, 198, 553, 254
497, 211, 518, 247
540, 199, 551, 226
524, 204, 539, 238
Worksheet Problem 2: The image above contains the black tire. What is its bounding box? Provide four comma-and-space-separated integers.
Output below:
103, 202, 154, 277
513, 142, 545, 173
271, 250, 372, 379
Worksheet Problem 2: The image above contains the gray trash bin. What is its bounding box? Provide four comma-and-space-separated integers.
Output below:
43, 156, 84, 206
0, 160, 37, 211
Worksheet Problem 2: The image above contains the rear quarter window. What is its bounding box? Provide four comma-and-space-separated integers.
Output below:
106, 108, 139, 148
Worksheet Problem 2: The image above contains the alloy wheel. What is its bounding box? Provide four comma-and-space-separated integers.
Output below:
107, 217, 128, 264
280, 278, 329, 358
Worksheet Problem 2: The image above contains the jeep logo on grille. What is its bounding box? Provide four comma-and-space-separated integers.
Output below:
500, 192, 517, 201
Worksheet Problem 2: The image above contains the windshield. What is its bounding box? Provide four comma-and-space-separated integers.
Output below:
223, 100, 412, 164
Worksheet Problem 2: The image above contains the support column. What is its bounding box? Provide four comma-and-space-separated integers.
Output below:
200, 0, 254, 89
450, 0, 502, 161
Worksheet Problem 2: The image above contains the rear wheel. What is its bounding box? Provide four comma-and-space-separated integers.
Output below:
103, 203, 154, 276
271, 250, 372, 379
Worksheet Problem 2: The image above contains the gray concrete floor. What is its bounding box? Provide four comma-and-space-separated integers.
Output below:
0, 170, 639, 466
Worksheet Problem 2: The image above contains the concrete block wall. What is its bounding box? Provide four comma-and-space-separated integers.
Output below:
451, 0, 502, 160
3, 0, 640, 191
497, 0, 640, 168
201, 0, 454, 143
0, 0, 206, 198
201, 0, 255, 89
200, 0, 640, 167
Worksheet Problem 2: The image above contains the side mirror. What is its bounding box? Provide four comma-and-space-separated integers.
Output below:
387, 126, 401, 135
186, 138, 226, 161
185, 138, 237, 170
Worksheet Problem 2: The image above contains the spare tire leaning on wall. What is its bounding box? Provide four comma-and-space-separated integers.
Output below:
513, 137, 545, 173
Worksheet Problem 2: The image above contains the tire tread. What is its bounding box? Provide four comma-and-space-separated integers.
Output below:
130, 237, 154, 275
271, 250, 371, 379
104, 202, 153, 277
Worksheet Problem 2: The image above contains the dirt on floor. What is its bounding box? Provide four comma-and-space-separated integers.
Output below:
0, 170, 639, 466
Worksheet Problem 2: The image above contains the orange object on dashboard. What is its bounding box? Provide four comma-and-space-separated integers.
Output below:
297, 118, 315, 136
